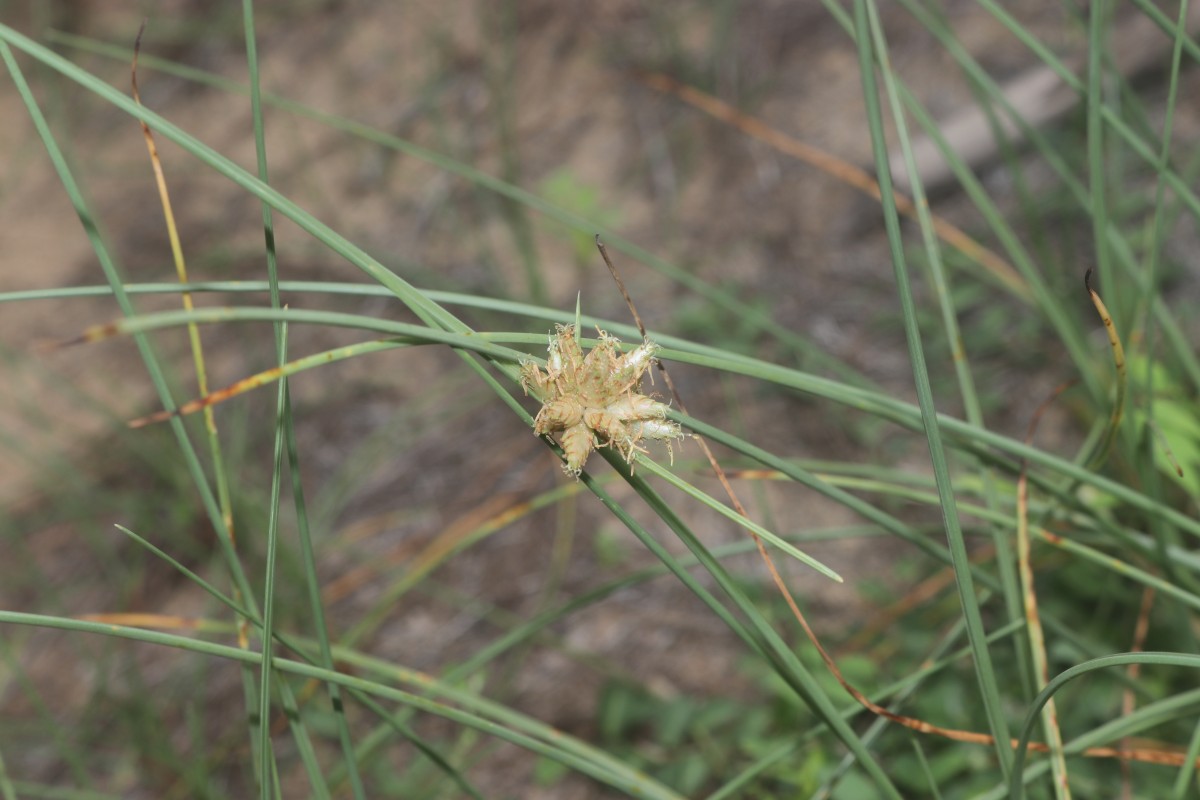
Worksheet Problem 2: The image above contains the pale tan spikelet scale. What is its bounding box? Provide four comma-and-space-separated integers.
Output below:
525, 322, 685, 478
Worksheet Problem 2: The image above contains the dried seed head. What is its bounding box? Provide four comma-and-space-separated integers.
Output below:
519, 360, 549, 399
627, 418, 684, 442
605, 394, 669, 422
525, 322, 683, 479
612, 340, 659, 387
559, 424, 594, 476
550, 324, 582, 374
582, 408, 633, 449
534, 398, 584, 435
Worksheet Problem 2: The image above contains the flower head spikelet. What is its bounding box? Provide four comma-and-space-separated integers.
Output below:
521, 324, 684, 477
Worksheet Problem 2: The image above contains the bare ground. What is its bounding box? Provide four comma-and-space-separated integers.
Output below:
1, 1, 1196, 797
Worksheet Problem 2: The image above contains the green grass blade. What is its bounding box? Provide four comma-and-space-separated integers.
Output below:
1008, 654, 1200, 800
873, 0, 1034, 703
0, 29, 264, 617
1173, 721, 1200, 799
634, 457, 843, 582
0, 747, 15, 800
0, 611, 685, 800
41, 27, 867, 384
1, 39, 277, 783
237, 1, 364, 789
257, 321, 287, 799
603, 452, 903, 798
0, 23, 458, 337
114, 522, 487, 798
856, 0, 1012, 774
52, 296, 1200, 542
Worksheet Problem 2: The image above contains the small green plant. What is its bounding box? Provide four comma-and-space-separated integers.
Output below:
537, 168, 623, 266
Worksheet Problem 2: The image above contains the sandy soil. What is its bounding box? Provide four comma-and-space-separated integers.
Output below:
1, 1, 1195, 796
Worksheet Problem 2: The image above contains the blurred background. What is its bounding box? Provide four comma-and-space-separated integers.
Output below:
1, 1, 1197, 797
